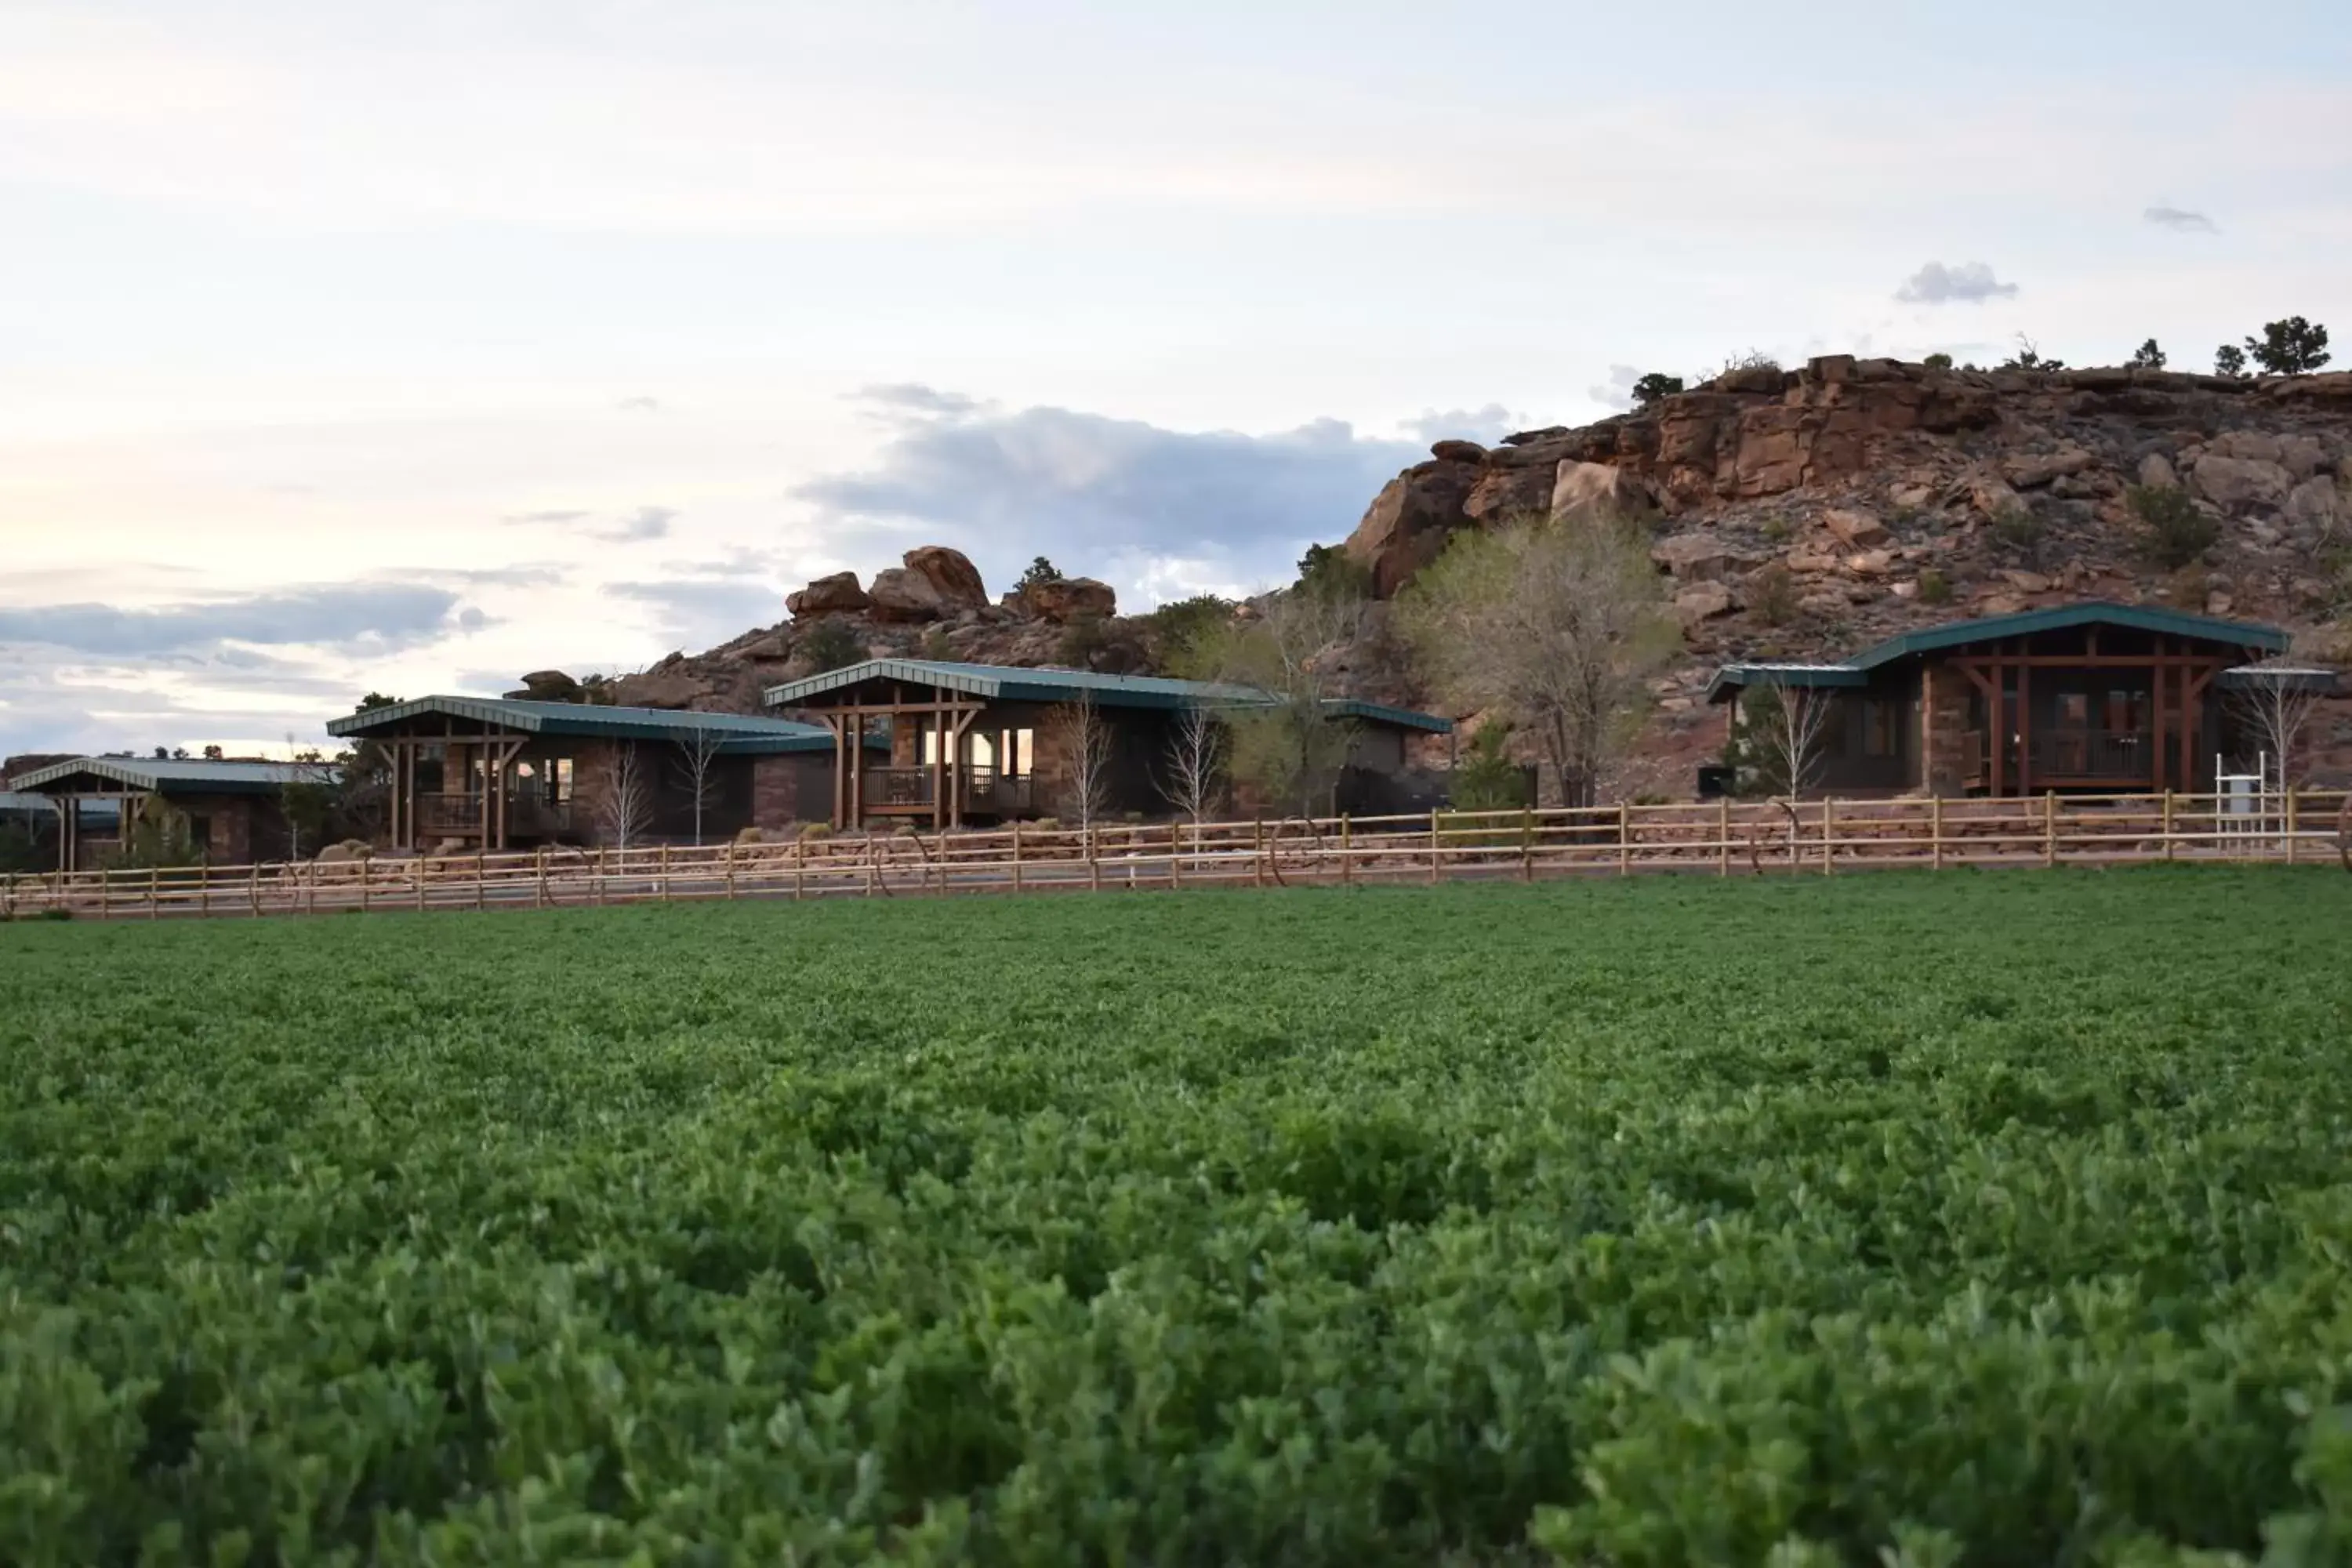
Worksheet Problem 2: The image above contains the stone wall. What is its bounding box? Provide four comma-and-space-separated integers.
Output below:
1920, 662, 1975, 797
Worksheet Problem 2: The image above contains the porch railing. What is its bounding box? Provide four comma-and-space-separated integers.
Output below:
1965, 728, 2159, 787
415, 793, 575, 837
862, 768, 1037, 814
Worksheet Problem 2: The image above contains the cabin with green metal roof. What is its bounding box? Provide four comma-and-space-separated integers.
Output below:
1704, 601, 2332, 797
761, 659, 1454, 829
9, 756, 339, 869
327, 695, 883, 851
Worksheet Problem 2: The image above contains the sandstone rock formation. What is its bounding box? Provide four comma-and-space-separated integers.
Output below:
867, 566, 952, 623
1017, 576, 1118, 622
786, 572, 871, 618
902, 546, 988, 611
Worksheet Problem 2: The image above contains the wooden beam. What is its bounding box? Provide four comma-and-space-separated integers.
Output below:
2016, 661, 2032, 796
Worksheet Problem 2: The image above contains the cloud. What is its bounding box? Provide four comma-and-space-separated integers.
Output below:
1585, 365, 1644, 412
615, 395, 662, 413
604, 579, 782, 647
502, 505, 676, 543
798, 392, 1421, 606
1397, 404, 1527, 445
0, 583, 469, 660
1895, 261, 2020, 305
2144, 203, 2218, 234
856, 383, 982, 420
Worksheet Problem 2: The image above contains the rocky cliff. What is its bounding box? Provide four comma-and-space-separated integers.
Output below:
1340, 356, 2352, 791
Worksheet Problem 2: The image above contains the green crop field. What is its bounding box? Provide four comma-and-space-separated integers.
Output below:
5, 870, 2352, 1565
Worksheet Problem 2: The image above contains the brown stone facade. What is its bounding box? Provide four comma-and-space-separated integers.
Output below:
1919, 662, 1973, 796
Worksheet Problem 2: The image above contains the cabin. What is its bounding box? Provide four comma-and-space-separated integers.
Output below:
9, 757, 330, 869
761, 659, 1454, 829
1706, 602, 2337, 796
325, 695, 883, 851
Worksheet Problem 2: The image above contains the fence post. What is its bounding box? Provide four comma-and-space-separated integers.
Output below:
2286, 789, 2299, 865
99, 869, 110, 920
199, 865, 211, 918
149, 866, 160, 920
659, 843, 671, 904
416, 857, 429, 913
1429, 808, 1441, 886
1012, 819, 1024, 894
359, 858, 370, 915
537, 848, 550, 909
474, 853, 486, 911
1619, 801, 1631, 876
1716, 798, 1730, 878
2162, 790, 2176, 862
793, 836, 805, 901
307, 862, 319, 916
250, 862, 261, 917
1340, 814, 1352, 886
1821, 798, 1834, 876
1088, 825, 1101, 892
1254, 817, 1265, 888
1171, 822, 1183, 890
1526, 806, 1538, 882
1930, 793, 1944, 872
2044, 791, 2058, 868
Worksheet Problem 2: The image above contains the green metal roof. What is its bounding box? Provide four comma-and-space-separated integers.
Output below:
1705, 603, 2296, 704
1846, 601, 2288, 668
1702, 663, 1873, 703
9, 757, 342, 795
326, 695, 866, 753
762, 659, 1454, 733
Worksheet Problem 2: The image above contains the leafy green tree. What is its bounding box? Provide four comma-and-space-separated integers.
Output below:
1400, 510, 1676, 808
1294, 543, 1373, 605
1922, 352, 1955, 370
1139, 593, 1235, 669
1015, 556, 1062, 593
2129, 338, 2167, 370
1630, 372, 1685, 408
2214, 343, 2249, 379
2245, 316, 2331, 375
1449, 723, 1530, 811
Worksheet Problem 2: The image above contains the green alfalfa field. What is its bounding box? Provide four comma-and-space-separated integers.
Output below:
5, 867, 2352, 1565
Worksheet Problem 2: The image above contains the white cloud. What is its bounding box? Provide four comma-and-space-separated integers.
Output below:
2145, 204, 2219, 234
1896, 261, 2020, 305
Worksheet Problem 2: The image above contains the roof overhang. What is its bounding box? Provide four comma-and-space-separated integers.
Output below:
1704, 664, 1871, 704
6, 757, 340, 796
1848, 601, 2288, 670
2216, 663, 2339, 695
765, 659, 1451, 732
328, 695, 848, 752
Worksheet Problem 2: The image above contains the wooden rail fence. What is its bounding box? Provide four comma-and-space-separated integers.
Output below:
4, 791, 2347, 923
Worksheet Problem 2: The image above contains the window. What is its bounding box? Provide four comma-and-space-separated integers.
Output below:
1006, 728, 1033, 778
2104, 689, 2145, 733
971, 731, 996, 772
185, 815, 213, 853
2057, 692, 2089, 728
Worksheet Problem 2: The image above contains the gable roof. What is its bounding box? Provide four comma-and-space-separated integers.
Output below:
1707, 602, 2296, 703
325, 695, 868, 753
9, 757, 341, 795
1846, 601, 2288, 668
761, 659, 1453, 733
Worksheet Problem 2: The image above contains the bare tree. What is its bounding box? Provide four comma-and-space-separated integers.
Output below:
1399, 510, 1678, 809
1738, 677, 1838, 799
671, 717, 728, 846
2227, 659, 2327, 789
1186, 584, 1366, 817
278, 735, 341, 861
1049, 688, 1111, 831
1161, 701, 1226, 826
591, 741, 655, 851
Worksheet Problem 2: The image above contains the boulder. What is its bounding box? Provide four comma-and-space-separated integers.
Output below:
1966, 470, 2025, 518
2002, 447, 2096, 488
2284, 474, 2341, 535
2190, 453, 2293, 512
786, 572, 872, 618
867, 567, 950, 622
902, 546, 989, 611
1429, 438, 1488, 463
2001, 569, 2053, 593
514, 669, 582, 702
1341, 462, 1479, 597
2207, 430, 2282, 465
611, 667, 716, 709
1674, 582, 1736, 627
1824, 508, 1889, 546
1018, 576, 1117, 622
1551, 460, 1653, 524
1461, 463, 1554, 524
1650, 534, 1737, 580
2136, 452, 2180, 489
2278, 434, 2332, 480
1844, 549, 1896, 578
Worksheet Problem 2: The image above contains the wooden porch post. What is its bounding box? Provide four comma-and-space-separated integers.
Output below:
2016, 660, 2032, 797
930, 699, 947, 833
2152, 656, 2169, 792
1989, 666, 2005, 797
826, 714, 848, 829
850, 714, 866, 829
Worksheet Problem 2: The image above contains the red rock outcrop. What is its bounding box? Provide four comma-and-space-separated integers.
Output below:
1018, 576, 1118, 622
786, 572, 871, 618
902, 546, 989, 610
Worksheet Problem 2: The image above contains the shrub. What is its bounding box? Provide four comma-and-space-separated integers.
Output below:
797, 618, 866, 673
1295, 543, 1373, 604
1631, 372, 1685, 408
1450, 724, 1530, 812
1057, 612, 1108, 668
1748, 564, 1799, 626
1922, 351, 1955, 370
2128, 482, 2220, 568
2215, 343, 2249, 379
797, 822, 833, 840
1915, 568, 1954, 605
1988, 505, 2043, 552
1760, 516, 1793, 543
2129, 338, 2167, 371
920, 625, 956, 661
1016, 556, 1062, 592
1141, 594, 1235, 667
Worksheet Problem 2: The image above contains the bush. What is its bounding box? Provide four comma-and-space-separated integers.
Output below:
1748, 565, 1799, 627
1450, 724, 1530, 812
2244, 316, 2330, 376
1922, 351, 1955, 370
1295, 543, 1373, 604
2215, 343, 2249, 379
1631, 372, 1685, 408
2129, 338, 2167, 371
1988, 505, 2043, 553
920, 626, 956, 662
1915, 568, 1953, 605
797, 618, 866, 673
2128, 483, 2220, 568
1140, 594, 1236, 667
797, 822, 833, 840
1016, 556, 1062, 592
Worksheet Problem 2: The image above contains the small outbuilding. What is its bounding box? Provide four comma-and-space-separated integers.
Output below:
9, 757, 329, 870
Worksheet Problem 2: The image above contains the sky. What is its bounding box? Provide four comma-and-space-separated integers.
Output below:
4, 1, 2350, 757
